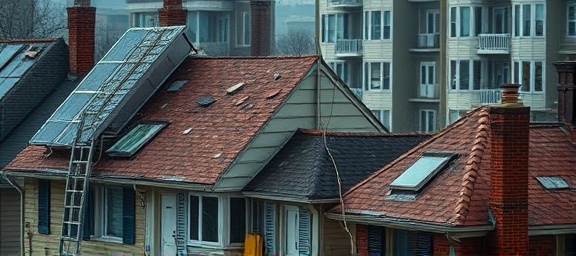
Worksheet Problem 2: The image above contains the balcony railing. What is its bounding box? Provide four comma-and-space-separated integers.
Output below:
329, 0, 362, 7
335, 39, 363, 57
477, 33, 510, 54
477, 89, 501, 104
417, 33, 439, 48
418, 83, 440, 99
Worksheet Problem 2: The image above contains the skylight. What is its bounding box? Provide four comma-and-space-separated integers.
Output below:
535, 176, 569, 190
106, 122, 168, 157
390, 153, 454, 191
167, 80, 188, 92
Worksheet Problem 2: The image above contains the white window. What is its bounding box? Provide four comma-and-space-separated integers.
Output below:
188, 11, 230, 45
371, 109, 391, 130
450, 6, 485, 37
513, 3, 545, 37
426, 11, 440, 34
131, 12, 158, 28
188, 194, 246, 246
568, 4, 576, 36
364, 10, 391, 40
329, 61, 350, 85
91, 186, 133, 242
513, 61, 544, 93
420, 110, 436, 132
364, 62, 391, 90
449, 60, 483, 91
419, 62, 436, 98
236, 12, 250, 46
322, 13, 348, 43
493, 7, 509, 34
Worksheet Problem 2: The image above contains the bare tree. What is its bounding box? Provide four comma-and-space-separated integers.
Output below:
95, 21, 124, 61
276, 28, 315, 55
0, 0, 67, 39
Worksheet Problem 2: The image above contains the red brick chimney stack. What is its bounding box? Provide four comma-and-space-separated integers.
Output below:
488, 83, 530, 256
159, 0, 186, 26
67, 0, 95, 74
250, 0, 272, 56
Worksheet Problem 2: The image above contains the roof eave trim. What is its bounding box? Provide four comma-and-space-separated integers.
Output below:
325, 212, 493, 238
528, 224, 576, 236
243, 191, 339, 204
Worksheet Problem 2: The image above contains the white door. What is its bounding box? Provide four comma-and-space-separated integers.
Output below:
420, 62, 436, 98
285, 206, 299, 256
161, 194, 177, 256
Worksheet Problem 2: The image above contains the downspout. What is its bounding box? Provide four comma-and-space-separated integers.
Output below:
315, 0, 323, 129
2, 174, 25, 256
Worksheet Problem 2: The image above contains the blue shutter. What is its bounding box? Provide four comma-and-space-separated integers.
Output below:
264, 202, 276, 255
122, 187, 135, 244
82, 188, 94, 240
298, 207, 311, 256
176, 193, 187, 256
38, 179, 50, 234
367, 226, 385, 255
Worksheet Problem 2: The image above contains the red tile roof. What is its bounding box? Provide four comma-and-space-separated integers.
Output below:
6, 55, 319, 185
334, 107, 576, 228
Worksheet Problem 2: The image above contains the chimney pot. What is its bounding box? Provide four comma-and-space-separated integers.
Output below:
500, 83, 521, 104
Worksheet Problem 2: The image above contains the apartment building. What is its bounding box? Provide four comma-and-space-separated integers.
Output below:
320, 0, 570, 132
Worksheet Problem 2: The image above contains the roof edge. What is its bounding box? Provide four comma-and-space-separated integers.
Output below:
243, 191, 339, 204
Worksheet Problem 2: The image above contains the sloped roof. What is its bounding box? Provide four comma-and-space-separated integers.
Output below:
331, 107, 576, 229
244, 130, 429, 201
6, 55, 319, 185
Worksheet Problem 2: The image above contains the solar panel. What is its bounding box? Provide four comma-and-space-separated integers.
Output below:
30, 26, 192, 147
390, 154, 454, 191
0, 44, 24, 70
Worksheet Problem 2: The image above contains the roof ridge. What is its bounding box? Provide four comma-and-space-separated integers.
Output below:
342, 107, 485, 203
453, 107, 490, 225
299, 129, 426, 137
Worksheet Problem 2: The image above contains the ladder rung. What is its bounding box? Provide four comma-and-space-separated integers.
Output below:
64, 205, 82, 209
60, 237, 80, 242
65, 190, 84, 194
63, 221, 81, 225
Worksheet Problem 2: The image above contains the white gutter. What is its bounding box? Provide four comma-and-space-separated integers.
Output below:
242, 191, 339, 204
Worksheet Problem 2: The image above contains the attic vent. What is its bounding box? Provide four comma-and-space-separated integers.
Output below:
227, 82, 245, 94
196, 96, 216, 107
536, 176, 569, 190
167, 80, 188, 92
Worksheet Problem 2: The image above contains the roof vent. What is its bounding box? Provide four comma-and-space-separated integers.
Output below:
274, 73, 281, 80
167, 80, 188, 92
196, 96, 216, 107
226, 82, 245, 95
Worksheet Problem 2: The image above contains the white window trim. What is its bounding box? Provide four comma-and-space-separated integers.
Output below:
364, 62, 391, 91
371, 109, 391, 131
328, 61, 350, 85
363, 10, 392, 40
512, 60, 545, 93
236, 11, 251, 46
322, 13, 347, 43
420, 109, 436, 132
449, 59, 484, 91
425, 10, 440, 34
130, 12, 158, 28
227, 196, 247, 247
93, 186, 124, 244
568, 3, 576, 36
513, 3, 545, 37
449, 6, 480, 38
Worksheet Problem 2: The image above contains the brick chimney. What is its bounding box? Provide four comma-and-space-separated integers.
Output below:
488, 84, 530, 256
159, 0, 186, 26
67, 0, 95, 74
250, 0, 272, 56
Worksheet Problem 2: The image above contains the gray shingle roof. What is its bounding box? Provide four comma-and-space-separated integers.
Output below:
244, 130, 430, 200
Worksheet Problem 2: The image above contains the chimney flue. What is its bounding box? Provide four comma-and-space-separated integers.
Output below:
500, 83, 521, 104
67, 0, 95, 74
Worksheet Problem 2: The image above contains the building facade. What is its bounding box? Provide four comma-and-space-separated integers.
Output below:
320, 0, 571, 132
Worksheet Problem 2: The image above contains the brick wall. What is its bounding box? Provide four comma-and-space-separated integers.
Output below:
488, 84, 530, 256
529, 235, 556, 256
355, 224, 368, 256
159, 0, 186, 26
250, 0, 271, 56
433, 234, 489, 256
67, 6, 95, 74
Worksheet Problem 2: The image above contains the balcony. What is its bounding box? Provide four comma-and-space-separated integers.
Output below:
335, 39, 363, 57
477, 89, 501, 104
410, 34, 439, 52
477, 34, 510, 54
329, 0, 362, 8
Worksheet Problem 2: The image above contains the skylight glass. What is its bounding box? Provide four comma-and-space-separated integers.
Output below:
390, 154, 454, 191
535, 176, 569, 190
106, 122, 167, 157
167, 80, 188, 92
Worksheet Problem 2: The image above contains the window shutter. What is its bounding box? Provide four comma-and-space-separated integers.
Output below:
38, 179, 50, 234
298, 207, 311, 256
412, 232, 432, 255
82, 188, 94, 240
264, 202, 276, 255
176, 193, 187, 256
367, 226, 384, 254
122, 187, 136, 244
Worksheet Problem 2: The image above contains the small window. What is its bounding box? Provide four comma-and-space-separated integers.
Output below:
106, 122, 168, 157
230, 198, 246, 243
536, 176, 569, 190
390, 153, 454, 191
167, 80, 188, 92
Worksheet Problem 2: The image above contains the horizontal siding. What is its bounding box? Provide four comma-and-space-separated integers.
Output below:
447, 92, 475, 110
362, 91, 393, 109
24, 180, 146, 256
447, 39, 477, 58
323, 217, 354, 256
511, 38, 546, 59
363, 42, 393, 58
0, 188, 20, 255
362, 0, 392, 9
520, 93, 547, 110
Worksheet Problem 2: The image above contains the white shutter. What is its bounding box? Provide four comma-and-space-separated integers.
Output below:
298, 208, 311, 256
264, 202, 276, 255
176, 193, 187, 256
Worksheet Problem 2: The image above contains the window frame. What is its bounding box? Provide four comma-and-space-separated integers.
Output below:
371, 109, 391, 131
419, 109, 436, 132
328, 61, 350, 85
364, 62, 391, 91
364, 10, 392, 40
513, 3, 545, 37
236, 11, 251, 46
512, 60, 545, 93
450, 6, 480, 38
92, 186, 126, 243
569, 3, 576, 36
131, 12, 158, 28
322, 13, 348, 43
449, 59, 484, 91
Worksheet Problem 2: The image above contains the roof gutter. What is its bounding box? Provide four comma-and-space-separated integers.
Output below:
325, 212, 493, 238
243, 191, 339, 204
1, 172, 25, 254
2, 170, 213, 191
529, 225, 576, 236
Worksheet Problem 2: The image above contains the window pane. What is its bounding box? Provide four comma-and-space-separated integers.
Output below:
382, 110, 390, 130
328, 14, 335, 42
513, 61, 519, 84
383, 63, 390, 90
570, 6, 576, 35
535, 62, 543, 92
364, 11, 369, 40
202, 197, 219, 242
450, 7, 457, 37
473, 60, 481, 90
521, 62, 530, 92
364, 62, 369, 90
450, 61, 456, 90
190, 196, 199, 240
371, 63, 381, 89
475, 7, 482, 36
230, 198, 246, 243
460, 7, 470, 37
106, 187, 123, 237
427, 111, 435, 131
420, 111, 426, 132
514, 5, 520, 36
371, 11, 381, 40
383, 11, 391, 39
523, 5, 531, 36
535, 4, 544, 36
460, 60, 470, 90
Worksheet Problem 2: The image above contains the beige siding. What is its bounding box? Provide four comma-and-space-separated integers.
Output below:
322, 217, 353, 256
520, 93, 547, 110
363, 42, 393, 58
447, 91, 476, 110
511, 38, 546, 59
447, 39, 478, 58
24, 180, 146, 256
0, 188, 20, 255
362, 91, 393, 109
